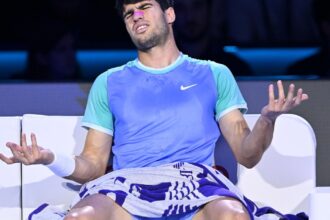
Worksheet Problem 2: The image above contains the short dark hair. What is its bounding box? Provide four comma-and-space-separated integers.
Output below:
115, 0, 174, 17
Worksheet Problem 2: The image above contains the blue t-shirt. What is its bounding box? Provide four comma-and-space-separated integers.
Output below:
82, 54, 247, 170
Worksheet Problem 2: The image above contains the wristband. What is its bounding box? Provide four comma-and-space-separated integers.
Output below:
46, 153, 75, 177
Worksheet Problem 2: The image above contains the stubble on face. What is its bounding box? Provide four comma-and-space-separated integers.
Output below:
127, 7, 170, 51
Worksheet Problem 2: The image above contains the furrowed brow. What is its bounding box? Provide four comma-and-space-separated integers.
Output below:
137, 2, 153, 10
123, 8, 134, 19
123, 1, 153, 19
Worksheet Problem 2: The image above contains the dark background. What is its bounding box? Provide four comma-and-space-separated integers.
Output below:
0, 0, 132, 50
0, 0, 329, 81
0, 0, 322, 49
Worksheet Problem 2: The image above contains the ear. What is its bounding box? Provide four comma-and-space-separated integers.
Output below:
165, 7, 176, 24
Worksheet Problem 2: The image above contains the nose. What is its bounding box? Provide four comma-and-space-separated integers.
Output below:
133, 10, 144, 20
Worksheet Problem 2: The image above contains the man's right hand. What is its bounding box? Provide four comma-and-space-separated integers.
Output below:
0, 133, 54, 166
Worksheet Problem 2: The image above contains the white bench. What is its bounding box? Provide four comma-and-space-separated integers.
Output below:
0, 117, 22, 220
0, 114, 325, 219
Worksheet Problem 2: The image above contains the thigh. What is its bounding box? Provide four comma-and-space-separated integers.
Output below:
192, 197, 250, 220
65, 193, 132, 220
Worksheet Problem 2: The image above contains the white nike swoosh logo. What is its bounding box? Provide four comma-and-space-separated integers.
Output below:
180, 84, 198, 91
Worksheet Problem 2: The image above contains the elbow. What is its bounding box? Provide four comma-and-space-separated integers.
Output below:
91, 166, 107, 180
237, 143, 268, 168
240, 160, 258, 169
75, 169, 105, 184
237, 154, 262, 169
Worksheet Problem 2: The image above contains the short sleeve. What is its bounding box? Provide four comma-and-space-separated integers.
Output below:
82, 72, 114, 135
209, 61, 248, 120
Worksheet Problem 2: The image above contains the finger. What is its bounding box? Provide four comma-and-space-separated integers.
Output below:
8, 146, 30, 165
301, 93, 309, 101
6, 142, 28, 164
277, 80, 285, 104
6, 142, 22, 156
286, 84, 295, 101
21, 133, 27, 147
31, 133, 40, 157
21, 136, 33, 162
268, 84, 275, 110
289, 89, 309, 110
294, 88, 304, 106
282, 84, 295, 109
0, 153, 18, 164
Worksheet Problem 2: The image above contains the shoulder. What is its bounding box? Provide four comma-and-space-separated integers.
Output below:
183, 55, 208, 65
182, 54, 230, 72
93, 60, 136, 84
207, 60, 234, 79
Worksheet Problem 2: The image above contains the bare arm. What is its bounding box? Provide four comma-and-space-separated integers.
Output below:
219, 80, 308, 168
66, 128, 112, 183
0, 128, 112, 184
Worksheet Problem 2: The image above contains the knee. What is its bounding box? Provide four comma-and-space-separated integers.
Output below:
64, 213, 87, 220
64, 215, 78, 220
64, 207, 95, 220
64, 213, 83, 220
218, 209, 250, 220
202, 198, 250, 220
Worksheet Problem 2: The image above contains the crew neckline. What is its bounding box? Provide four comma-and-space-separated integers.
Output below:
135, 53, 185, 74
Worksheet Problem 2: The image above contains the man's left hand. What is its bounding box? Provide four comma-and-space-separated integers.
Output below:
261, 80, 309, 123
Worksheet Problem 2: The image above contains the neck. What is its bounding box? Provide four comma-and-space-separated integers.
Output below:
137, 35, 180, 69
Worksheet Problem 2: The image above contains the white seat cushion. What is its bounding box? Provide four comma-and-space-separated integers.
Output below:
0, 116, 22, 219
236, 114, 316, 215
21, 114, 86, 219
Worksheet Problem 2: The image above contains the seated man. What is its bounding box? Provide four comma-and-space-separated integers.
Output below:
0, 0, 308, 219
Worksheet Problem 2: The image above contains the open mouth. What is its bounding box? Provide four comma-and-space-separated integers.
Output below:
135, 23, 148, 34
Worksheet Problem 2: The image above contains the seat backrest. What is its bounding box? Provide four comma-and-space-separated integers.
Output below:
0, 116, 22, 220
20, 114, 316, 217
21, 114, 87, 219
215, 114, 316, 215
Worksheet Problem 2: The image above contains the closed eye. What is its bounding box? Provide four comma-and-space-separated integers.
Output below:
137, 3, 152, 10
123, 10, 134, 20
123, 2, 153, 20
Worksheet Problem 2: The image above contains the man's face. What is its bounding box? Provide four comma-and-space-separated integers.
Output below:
122, 0, 171, 51
174, 0, 210, 41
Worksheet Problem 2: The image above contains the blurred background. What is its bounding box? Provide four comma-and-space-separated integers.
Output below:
0, 0, 329, 80
0, 0, 329, 185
